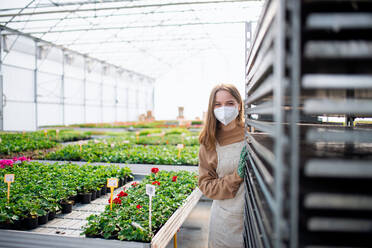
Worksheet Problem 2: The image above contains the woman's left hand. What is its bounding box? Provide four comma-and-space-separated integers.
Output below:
237, 145, 248, 178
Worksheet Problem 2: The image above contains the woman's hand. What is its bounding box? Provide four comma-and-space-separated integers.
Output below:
237, 145, 248, 178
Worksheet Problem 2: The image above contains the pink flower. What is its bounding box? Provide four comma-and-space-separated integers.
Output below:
0, 160, 14, 169
131, 182, 138, 187
18, 156, 29, 162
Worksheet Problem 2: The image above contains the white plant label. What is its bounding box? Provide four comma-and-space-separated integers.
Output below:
107, 178, 118, 188
177, 144, 184, 149
146, 184, 155, 234
4, 174, 14, 183
146, 184, 156, 197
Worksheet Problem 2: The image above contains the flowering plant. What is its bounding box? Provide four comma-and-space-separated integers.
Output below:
117, 191, 128, 198
82, 170, 198, 242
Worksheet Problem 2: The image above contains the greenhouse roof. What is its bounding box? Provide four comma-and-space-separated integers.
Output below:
0, 0, 262, 78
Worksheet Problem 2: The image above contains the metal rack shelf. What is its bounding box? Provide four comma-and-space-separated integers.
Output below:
243, 0, 372, 247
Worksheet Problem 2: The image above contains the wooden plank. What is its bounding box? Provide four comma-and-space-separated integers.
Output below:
151, 187, 203, 248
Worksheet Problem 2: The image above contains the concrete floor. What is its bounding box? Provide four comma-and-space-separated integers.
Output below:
166, 198, 212, 248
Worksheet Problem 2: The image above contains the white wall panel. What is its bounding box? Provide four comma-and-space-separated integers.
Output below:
64, 77, 84, 104
64, 105, 84, 125
38, 103, 63, 127
4, 102, 35, 131
86, 106, 101, 123
3, 51, 35, 70
102, 106, 115, 123
3, 65, 34, 101
38, 72, 62, 103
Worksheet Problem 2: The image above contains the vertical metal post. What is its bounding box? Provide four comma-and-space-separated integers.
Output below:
100, 63, 103, 123
152, 83, 155, 113
273, 0, 286, 246
245, 22, 252, 132
114, 73, 118, 123
61, 50, 65, 126
0, 31, 4, 131
290, 0, 300, 247
136, 89, 139, 119
83, 57, 87, 123
34, 41, 39, 130
126, 86, 129, 121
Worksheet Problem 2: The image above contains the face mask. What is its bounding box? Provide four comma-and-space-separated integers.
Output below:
214, 106, 239, 126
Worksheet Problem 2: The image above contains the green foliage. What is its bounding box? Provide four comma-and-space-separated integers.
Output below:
0, 130, 91, 155
164, 128, 190, 136
0, 161, 132, 223
136, 134, 199, 146
82, 170, 198, 242
139, 129, 162, 136
44, 141, 199, 165
191, 120, 202, 125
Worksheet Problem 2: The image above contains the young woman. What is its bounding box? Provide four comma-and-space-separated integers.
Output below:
198, 84, 246, 248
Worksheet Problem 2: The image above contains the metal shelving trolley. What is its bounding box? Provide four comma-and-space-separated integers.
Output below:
243, 0, 372, 247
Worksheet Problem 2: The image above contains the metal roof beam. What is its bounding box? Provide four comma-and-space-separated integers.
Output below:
23, 21, 245, 34
61, 36, 212, 45
0, 0, 259, 18
0, 6, 252, 24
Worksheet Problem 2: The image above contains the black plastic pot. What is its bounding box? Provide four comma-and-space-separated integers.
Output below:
80, 193, 92, 204
48, 210, 56, 221
127, 175, 133, 183
96, 189, 101, 198
90, 191, 97, 201
68, 195, 78, 205
101, 185, 107, 195
85, 233, 102, 239
0, 221, 11, 229
38, 214, 48, 225
61, 201, 73, 213
10, 219, 22, 230
21, 216, 38, 230
118, 178, 123, 187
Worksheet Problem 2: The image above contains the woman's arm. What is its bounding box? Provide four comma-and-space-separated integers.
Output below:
198, 144, 243, 200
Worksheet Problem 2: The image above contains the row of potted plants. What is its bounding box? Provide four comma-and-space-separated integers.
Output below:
0, 129, 91, 155
43, 141, 199, 165
82, 168, 198, 242
68, 120, 203, 129
0, 159, 133, 230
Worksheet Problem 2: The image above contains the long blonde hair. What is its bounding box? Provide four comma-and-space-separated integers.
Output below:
199, 84, 244, 150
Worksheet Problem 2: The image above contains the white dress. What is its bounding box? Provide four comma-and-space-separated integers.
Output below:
208, 141, 245, 248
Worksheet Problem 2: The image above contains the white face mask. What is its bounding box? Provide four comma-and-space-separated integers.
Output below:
214, 106, 239, 126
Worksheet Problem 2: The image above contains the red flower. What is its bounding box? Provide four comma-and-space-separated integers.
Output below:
113, 197, 122, 204
172, 176, 177, 182
131, 182, 138, 187
109, 197, 122, 204
151, 167, 159, 174
117, 191, 128, 198
136, 204, 142, 209
152, 181, 161, 186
